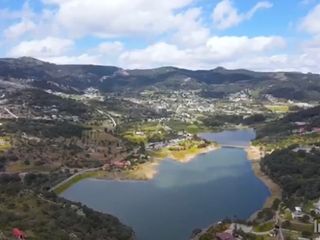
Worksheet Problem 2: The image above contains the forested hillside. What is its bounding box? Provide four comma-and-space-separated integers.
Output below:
0, 174, 134, 240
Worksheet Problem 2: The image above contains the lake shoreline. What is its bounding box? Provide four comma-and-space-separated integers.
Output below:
54, 143, 219, 193
245, 145, 282, 217
192, 144, 282, 240
60, 129, 274, 240
125, 143, 219, 180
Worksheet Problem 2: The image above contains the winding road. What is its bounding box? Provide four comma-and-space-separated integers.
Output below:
97, 109, 117, 128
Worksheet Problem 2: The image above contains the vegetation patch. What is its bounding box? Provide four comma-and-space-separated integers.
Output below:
261, 146, 320, 199
0, 174, 134, 240
120, 122, 174, 144
254, 133, 320, 151
152, 138, 215, 161
265, 105, 289, 113
0, 136, 11, 152
253, 221, 274, 232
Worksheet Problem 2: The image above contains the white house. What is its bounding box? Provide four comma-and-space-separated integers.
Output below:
314, 200, 320, 215
292, 206, 304, 219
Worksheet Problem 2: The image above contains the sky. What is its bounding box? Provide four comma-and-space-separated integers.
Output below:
0, 0, 320, 72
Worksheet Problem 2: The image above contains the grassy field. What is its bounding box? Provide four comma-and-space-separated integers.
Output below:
121, 122, 170, 144
121, 120, 212, 144
6, 162, 60, 173
0, 136, 11, 152
253, 221, 274, 232
152, 139, 216, 162
287, 221, 313, 233
282, 209, 293, 221
265, 105, 289, 113
166, 120, 209, 134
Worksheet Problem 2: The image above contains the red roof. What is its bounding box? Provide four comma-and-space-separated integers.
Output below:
12, 228, 25, 239
216, 232, 235, 240
113, 161, 126, 167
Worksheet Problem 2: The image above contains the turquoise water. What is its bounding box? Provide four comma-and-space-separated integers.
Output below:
61, 129, 269, 240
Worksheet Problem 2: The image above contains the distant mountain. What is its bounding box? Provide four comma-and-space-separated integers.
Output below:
0, 57, 120, 93
1, 57, 320, 101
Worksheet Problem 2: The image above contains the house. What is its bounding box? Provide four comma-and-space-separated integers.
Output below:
295, 127, 306, 135
216, 232, 235, 240
312, 128, 320, 133
294, 122, 307, 126
292, 146, 313, 153
112, 161, 130, 169
12, 228, 26, 240
313, 200, 320, 215
292, 206, 304, 219
135, 131, 145, 136
113, 161, 126, 168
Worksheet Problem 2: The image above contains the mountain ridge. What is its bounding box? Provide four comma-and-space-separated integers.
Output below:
1, 57, 320, 101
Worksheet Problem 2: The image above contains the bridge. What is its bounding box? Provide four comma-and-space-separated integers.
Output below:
220, 144, 246, 149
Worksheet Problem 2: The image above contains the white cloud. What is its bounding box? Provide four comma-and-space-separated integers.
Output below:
8, 37, 74, 58
7, 38, 126, 65
0, 1, 34, 20
211, 37, 320, 73
89, 41, 125, 65
300, 0, 316, 5
300, 4, 320, 35
42, 0, 195, 37
4, 20, 36, 39
206, 36, 285, 60
119, 36, 285, 69
212, 0, 273, 30
44, 54, 101, 65
171, 8, 210, 47
95, 41, 124, 55
119, 42, 187, 68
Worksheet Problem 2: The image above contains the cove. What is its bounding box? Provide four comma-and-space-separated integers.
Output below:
61, 129, 270, 240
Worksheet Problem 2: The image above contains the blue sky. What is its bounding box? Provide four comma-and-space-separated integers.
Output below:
0, 0, 320, 72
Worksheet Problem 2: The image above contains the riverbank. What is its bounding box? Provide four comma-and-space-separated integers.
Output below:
53, 143, 219, 193
245, 145, 282, 209
126, 143, 219, 180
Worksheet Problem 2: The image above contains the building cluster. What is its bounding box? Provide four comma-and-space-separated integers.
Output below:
120, 90, 266, 123
0, 102, 80, 122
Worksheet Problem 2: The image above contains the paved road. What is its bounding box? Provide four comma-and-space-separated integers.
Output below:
4, 107, 18, 119
97, 109, 117, 128
276, 211, 284, 240
49, 167, 101, 192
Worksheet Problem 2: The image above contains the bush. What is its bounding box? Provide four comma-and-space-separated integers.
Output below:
282, 220, 291, 228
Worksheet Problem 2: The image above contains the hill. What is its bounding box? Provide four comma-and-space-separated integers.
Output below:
1, 57, 320, 101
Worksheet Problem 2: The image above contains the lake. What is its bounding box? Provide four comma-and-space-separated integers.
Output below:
61, 129, 270, 240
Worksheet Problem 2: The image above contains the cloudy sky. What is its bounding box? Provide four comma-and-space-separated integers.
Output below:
0, 0, 320, 72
